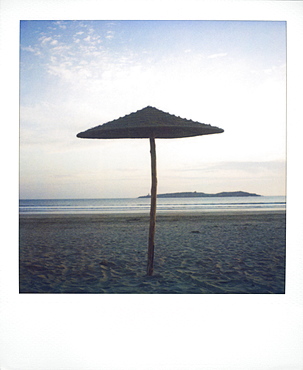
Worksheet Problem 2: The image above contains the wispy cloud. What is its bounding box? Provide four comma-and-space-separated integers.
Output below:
21, 45, 41, 55
39, 36, 53, 44
105, 30, 114, 40
54, 21, 67, 30
208, 52, 228, 59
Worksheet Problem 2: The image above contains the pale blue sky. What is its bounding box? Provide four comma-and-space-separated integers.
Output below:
20, 20, 286, 198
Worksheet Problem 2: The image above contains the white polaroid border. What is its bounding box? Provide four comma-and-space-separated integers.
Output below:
1, 1, 303, 369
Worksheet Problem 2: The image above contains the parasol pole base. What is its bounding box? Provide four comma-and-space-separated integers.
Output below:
147, 137, 157, 276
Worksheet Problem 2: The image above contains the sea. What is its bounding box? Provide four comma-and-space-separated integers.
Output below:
19, 196, 286, 214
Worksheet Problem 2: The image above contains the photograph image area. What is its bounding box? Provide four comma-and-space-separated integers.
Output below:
19, 20, 286, 294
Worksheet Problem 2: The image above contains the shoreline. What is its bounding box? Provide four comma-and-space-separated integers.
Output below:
19, 209, 286, 218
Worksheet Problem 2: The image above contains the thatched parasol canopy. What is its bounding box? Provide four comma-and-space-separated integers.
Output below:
77, 106, 224, 276
77, 106, 223, 139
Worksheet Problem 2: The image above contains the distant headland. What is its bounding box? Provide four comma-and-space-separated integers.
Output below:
138, 191, 261, 198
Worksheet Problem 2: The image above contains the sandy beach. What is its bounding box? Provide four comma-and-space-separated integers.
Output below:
19, 211, 286, 294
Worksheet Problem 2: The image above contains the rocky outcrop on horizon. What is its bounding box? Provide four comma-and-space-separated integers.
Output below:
138, 191, 261, 198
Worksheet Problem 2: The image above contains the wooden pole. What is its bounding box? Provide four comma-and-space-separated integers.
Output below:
147, 137, 157, 276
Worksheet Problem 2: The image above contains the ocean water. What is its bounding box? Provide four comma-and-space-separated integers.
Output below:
19, 196, 286, 214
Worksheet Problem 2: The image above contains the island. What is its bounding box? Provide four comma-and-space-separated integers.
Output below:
138, 191, 261, 198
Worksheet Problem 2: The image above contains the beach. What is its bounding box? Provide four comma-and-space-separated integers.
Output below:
19, 211, 286, 294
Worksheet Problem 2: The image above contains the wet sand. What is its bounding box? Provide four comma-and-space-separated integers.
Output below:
19, 211, 286, 294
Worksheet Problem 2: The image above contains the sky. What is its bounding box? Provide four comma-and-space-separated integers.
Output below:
20, 20, 286, 198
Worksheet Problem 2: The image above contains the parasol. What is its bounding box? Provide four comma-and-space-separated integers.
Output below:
77, 106, 224, 275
